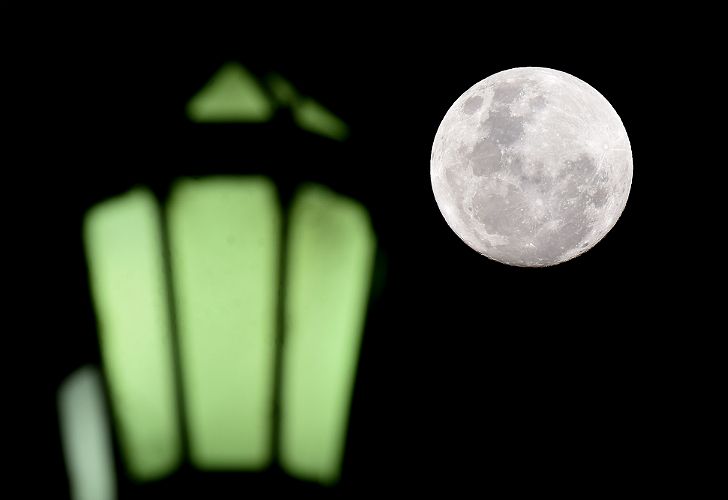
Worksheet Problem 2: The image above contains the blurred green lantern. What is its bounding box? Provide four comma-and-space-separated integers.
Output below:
59, 63, 375, 500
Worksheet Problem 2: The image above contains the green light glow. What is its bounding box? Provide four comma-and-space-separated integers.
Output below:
168, 177, 280, 469
280, 184, 375, 484
186, 62, 274, 123
83, 189, 180, 481
267, 73, 349, 141
267, 73, 298, 106
58, 366, 116, 500
293, 98, 349, 141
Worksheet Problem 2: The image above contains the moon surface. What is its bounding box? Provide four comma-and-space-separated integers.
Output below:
431, 67, 632, 267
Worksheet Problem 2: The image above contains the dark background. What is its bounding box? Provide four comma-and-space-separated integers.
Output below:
19, 20, 708, 498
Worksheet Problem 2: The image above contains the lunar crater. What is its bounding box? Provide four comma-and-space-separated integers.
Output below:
463, 95, 483, 114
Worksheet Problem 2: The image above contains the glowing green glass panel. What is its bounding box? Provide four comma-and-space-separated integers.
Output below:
293, 98, 349, 141
168, 177, 280, 469
83, 189, 180, 481
281, 184, 375, 484
58, 366, 116, 500
186, 62, 274, 123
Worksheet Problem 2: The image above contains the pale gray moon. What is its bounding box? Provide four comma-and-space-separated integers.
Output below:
431, 67, 632, 267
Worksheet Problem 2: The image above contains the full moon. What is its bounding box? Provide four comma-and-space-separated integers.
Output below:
431, 67, 632, 267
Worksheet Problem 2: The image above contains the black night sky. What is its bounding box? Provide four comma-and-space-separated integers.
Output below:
16, 17, 713, 498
